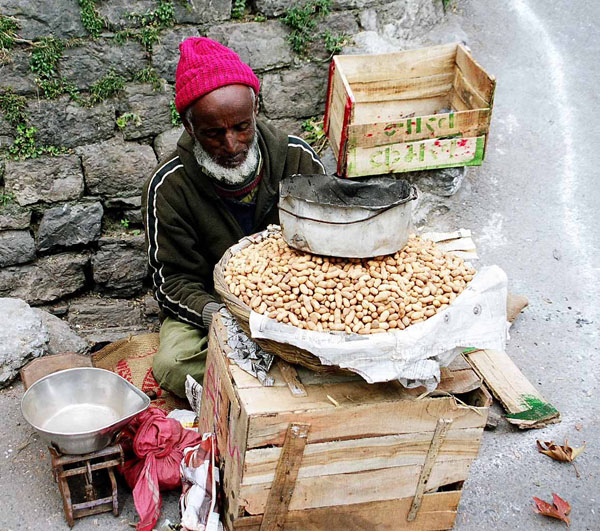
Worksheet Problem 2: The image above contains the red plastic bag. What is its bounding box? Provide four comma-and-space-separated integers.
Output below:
120, 407, 204, 531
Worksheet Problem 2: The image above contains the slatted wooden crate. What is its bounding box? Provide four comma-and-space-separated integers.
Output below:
200, 313, 491, 530
324, 43, 495, 177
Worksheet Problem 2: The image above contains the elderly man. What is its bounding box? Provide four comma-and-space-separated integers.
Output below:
142, 37, 325, 397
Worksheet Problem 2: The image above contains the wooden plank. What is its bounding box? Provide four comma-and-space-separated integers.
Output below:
348, 109, 490, 148
202, 315, 251, 524
337, 92, 354, 176
435, 237, 476, 253
455, 44, 495, 103
421, 229, 472, 243
408, 419, 453, 521
22, 352, 93, 390
229, 363, 286, 390
421, 229, 479, 259
346, 135, 486, 177
449, 89, 470, 112
240, 380, 410, 416
453, 68, 488, 110
200, 325, 231, 442
327, 79, 348, 150
275, 359, 307, 397
447, 355, 471, 372
239, 457, 472, 514
336, 43, 458, 84
328, 111, 343, 158
232, 490, 462, 530
435, 368, 481, 395
225, 403, 250, 525
296, 366, 361, 386
352, 95, 451, 125
463, 349, 560, 429
242, 427, 483, 486
246, 395, 487, 448
259, 423, 310, 531
351, 72, 454, 103
333, 55, 355, 102
323, 60, 336, 136
451, 251, 479, 261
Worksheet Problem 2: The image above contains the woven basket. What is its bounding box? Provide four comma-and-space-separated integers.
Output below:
214, 231, 348, 374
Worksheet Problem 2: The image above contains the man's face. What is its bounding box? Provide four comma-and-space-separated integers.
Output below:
183, 84, 257, 169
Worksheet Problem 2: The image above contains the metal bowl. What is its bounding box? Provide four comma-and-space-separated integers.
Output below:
279, 174, 418, 258
21, 367, 150, 455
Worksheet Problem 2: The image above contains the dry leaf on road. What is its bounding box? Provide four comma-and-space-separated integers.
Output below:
536, 439, 585, 477
533, 493, 571, 527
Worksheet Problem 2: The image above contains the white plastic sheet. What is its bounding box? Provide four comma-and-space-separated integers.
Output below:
249, 265, 509, 390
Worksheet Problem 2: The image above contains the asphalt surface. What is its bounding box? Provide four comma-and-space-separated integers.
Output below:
437, 1, 600, 530
1, 1, 598, 529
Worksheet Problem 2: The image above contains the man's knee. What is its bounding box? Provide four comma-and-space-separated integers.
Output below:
153, 317, 208, 397
152, 344, 177, 389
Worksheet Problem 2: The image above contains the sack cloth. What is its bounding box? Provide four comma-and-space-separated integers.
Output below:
250, 265, 509, 391
93, 333, 188, 412
119, 408, 205, 531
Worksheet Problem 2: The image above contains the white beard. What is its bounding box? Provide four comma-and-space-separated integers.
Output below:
193, 136, 259, 186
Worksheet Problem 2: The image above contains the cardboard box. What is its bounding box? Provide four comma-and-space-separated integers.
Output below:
324, 43, 495, 177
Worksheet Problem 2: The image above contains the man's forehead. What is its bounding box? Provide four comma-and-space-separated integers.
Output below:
190, 85, 255, 127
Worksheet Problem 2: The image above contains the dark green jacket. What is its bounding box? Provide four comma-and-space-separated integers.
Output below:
142, 119, 324, 329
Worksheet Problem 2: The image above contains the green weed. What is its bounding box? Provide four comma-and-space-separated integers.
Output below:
283, 0, 332, 56
128, 0, 175, 52
120, 217, 130, 229
28, 37, 81, 100
0, 191, 15, 207
322, 30, 347, 55
116, 112, 142, 129
30, 37, 64, 89
301, 116, 327, 154
78, 0, 105, 38
170, 100, 181, 126
0, 13, 19, 51
113, 29, 135, 45
8, 125, 68, 160
0, 89, 28, 127
134, 66, 162, 90
88, 70, 126, 105
232, 0, 246, 20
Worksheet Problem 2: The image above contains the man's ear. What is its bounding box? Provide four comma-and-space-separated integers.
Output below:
181, 106, 195, 137
182, 116, 194, 137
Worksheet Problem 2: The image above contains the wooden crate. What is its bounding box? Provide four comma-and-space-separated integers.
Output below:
324, 43, 495, 177
200, 314, 491, 530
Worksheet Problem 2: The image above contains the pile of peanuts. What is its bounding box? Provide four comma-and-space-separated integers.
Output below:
224, 232, 475, 335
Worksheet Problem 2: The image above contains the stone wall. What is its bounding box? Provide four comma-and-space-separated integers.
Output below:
0, 0, 445, 343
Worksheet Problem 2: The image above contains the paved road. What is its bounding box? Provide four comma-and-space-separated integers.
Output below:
440, 1, 600, 529
1, 1, 598, 530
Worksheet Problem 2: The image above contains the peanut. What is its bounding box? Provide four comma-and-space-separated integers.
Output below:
224, 232, 475, 334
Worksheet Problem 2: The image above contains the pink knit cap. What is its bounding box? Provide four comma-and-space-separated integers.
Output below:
174, 37, 260, 114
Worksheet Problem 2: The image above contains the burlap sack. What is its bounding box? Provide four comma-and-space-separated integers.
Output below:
93, 333, 187, 413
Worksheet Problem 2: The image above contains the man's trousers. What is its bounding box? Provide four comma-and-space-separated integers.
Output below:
153, 316, 208, 398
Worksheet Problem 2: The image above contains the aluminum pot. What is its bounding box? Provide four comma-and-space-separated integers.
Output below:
21, 367, 150, 455
279, 174, 418, 258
